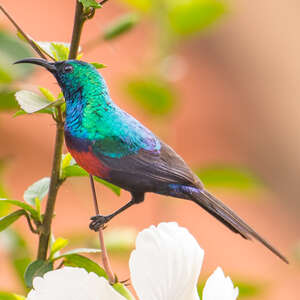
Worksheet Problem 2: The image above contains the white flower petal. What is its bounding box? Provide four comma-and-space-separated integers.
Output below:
26, 267, 125, 300
129, 222, 204, 300
203, 267, 239, 300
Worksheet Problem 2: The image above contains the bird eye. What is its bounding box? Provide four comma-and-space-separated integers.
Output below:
63, 64, 73, 73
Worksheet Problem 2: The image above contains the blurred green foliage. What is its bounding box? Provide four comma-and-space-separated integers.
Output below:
126, 77, 176, 115
0, 30, 33, 82
294, 241, 300, 263
103, 227, 136, 256
166, 0, 226, 36
103, 13, 139, 40
0, 29, 34, 112
0, 160, 8, 199
120, 0, 152, 13
120, 0, 226, 117
196, 165, 263, 192
0, 292, 25, 300
1, 230, 32, 290
198, 278, 263, 298
235, 280, 264, 298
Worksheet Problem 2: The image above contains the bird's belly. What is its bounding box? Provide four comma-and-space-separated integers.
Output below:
64, 130, 110, 179
68, 147, 110, 179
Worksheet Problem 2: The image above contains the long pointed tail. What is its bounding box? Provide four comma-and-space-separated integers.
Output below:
177, 186, 288, 263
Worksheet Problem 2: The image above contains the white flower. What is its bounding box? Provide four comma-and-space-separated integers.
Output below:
26, 267, 125, 300
26, 222, 238, 300
129, 222, 238, 300
129, 222, 203, 300
203, 267, 239, 300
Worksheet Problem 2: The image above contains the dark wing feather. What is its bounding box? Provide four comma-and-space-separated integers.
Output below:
92, 139, 202, 190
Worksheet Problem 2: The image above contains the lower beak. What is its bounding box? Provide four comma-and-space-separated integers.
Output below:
14, 58, 57, 73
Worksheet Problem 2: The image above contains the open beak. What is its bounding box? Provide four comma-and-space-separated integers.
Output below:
14, 58, 57, 73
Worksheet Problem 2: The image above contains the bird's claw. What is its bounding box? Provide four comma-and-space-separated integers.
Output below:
120, 278, 130, 286
89, 215, 110, 231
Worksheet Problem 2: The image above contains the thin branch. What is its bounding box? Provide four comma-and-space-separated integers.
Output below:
0, 5, 48, 60
56, 260, 65, 270
37, 109, 64, 259
99, 0, 110, 5
69, 1, 85, 59
89, 175, 115, 284
24, 212, 39, 234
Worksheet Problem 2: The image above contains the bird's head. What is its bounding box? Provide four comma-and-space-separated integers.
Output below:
14, 58, 108, 99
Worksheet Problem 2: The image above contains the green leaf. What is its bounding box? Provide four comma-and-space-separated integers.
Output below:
0, 199, 38, 220
23, 177, 50, 206
103, 13, 139, 40
0, 210, 25, 232
61, 153, 74, 169
24, 260, 53, 288
113, 283, 136, 300
126, 77, 175, 115
54, 248, 101, 260
167, 0, 226, 36
79, 0, 101, 9
0, 292, 25, 300
15, 90, 53, 114
63, 165, 121, 196
13, 108, 53, 117
95, 177, 121, 195
90, 62, 107, 69
49, 237, 69, 259
34, 41, 83, 61
119, 0, 152, 13
195, 165, 263, 191
39, 87, 56, 102
50, 43, 70, 61
62, 254, 107, 278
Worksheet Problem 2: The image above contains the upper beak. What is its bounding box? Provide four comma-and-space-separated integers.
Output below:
14, 58, 57, 73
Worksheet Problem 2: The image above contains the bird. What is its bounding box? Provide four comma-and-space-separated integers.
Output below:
15, 58, 288, 263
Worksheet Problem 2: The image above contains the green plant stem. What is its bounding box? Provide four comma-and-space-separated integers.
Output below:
69, 1, 85, 59
37, 108, 64, 260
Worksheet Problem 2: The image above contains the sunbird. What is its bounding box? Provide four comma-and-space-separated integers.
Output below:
15, 58, 288, 263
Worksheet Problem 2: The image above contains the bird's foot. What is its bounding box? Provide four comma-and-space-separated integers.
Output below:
120, 278, 131, 286
89, 214, 111, 231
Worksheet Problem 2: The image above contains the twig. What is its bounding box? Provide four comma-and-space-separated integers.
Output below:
89, 175, 115, 284
99, 0, 110, 5
37, 106, 64, 259
24, 212, 39, 234
0, 5, 48, 60
69, 1, 85, 59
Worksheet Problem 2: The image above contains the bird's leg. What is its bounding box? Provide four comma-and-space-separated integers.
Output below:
89, 192, 144, 232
